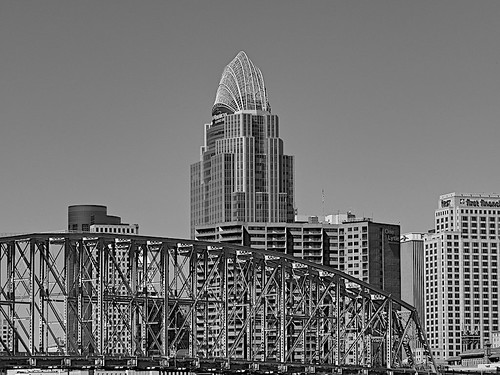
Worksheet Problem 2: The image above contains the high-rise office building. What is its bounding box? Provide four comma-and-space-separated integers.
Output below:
195, 213, 401, 299
67, 204, 140, 355
195, 213, 401, 363
190, 51, 294, 237
401, 232, 426, 328
400, 232, 427, 364
424, 193, 500, 362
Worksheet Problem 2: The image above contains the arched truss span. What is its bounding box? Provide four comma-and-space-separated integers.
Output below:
0, 234, 436, 373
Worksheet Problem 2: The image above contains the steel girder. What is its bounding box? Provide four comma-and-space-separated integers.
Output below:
0, 234, 436, 373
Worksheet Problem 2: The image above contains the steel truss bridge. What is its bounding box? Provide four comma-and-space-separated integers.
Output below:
0, 234, 436, 374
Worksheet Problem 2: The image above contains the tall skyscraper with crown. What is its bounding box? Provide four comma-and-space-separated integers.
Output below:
190, 51, 294, 237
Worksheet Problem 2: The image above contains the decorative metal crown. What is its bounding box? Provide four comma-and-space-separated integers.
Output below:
212, 51, 271, 115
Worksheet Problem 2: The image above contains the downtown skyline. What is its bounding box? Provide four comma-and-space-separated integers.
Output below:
1, 1, 500, 239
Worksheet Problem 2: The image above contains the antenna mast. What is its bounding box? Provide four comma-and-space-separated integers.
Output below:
322, 189, 325, 219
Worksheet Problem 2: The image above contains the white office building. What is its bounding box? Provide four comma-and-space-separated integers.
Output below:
424, 192, 500, 362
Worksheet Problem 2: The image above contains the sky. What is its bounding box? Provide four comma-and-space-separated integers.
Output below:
1, 0, 499, 239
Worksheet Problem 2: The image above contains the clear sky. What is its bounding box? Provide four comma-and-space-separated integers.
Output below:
1, 0, 499, 238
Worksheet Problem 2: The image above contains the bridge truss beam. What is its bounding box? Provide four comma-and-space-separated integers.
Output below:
0, 234, 436, 373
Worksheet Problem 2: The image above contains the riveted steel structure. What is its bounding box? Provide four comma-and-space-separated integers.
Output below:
0, 233, 436, 373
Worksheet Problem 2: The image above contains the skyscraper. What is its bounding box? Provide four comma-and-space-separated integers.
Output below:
400, 232, 426, 329
68, 204, 140, 355
424, 192, 500, 361
400, 232, 426, 364
190, 51, 294, 237
196, 214, 401, 299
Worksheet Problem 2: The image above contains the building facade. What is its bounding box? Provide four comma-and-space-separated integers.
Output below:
190, 51, 294, 237
68, 204, 120, 232
90, 223, 139, 235
67, 205, 140, 355
195, 214, 401, 299
401, 232, 426, 328
493, 331, 500, 348
68, 204, 139, 233
0, 314, 10, 352
424, 193, 500, 362
400, 232, 427, 364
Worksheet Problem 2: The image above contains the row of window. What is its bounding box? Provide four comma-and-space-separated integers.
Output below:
93, 227, 136, 234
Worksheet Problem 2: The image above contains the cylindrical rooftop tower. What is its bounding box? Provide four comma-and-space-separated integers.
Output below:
68, 205, 121, 232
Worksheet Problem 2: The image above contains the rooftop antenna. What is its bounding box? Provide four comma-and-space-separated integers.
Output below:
322, 189, 325, 218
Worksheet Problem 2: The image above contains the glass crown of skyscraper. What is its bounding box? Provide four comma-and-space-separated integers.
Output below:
212, 51, 271, 115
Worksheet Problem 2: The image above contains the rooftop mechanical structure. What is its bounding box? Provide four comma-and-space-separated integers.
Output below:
0, 233, 436, 373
